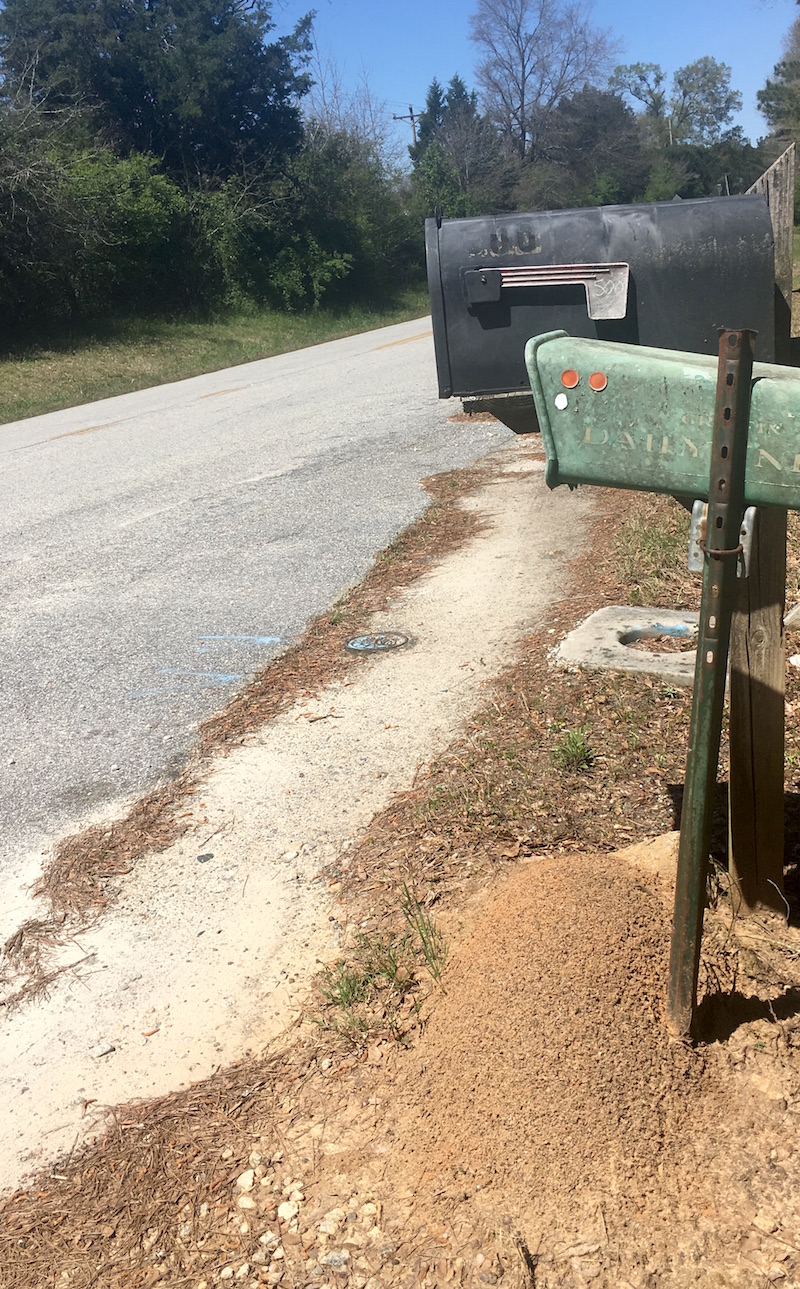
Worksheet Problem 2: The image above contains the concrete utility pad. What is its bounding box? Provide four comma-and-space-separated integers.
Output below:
557, 606, 699, 687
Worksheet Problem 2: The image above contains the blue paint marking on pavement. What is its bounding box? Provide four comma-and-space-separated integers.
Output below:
197, 635, 281, 644
133, 667, 247, 697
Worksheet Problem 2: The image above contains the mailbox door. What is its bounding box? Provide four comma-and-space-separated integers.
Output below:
427, 195, 775, 401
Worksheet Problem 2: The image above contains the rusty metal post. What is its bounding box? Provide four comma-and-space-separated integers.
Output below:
667, 329, 756, 1039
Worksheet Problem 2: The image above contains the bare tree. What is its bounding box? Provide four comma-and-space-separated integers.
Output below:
305, 39, 404, 169
469, 0, 619, 162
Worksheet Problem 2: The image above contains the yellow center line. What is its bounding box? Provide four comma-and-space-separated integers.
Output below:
374, 330, 432, 351
48, 422, 117, 442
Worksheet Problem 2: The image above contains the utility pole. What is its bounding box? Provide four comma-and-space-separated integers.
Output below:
392, 104, 418, 146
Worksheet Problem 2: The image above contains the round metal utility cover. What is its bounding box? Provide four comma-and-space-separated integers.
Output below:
345, 631, 409, 655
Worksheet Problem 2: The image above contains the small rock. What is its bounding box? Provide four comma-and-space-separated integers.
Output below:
237, 1196, 257, 1211
753, 1213, 778, 1235
277, 1202, 298, 1223
220, 1270, 234, 1282
259, 1233, 278, 1248
199, 1202, 210, 1218
320, 1058, 332, 1071
90, 1042, 115, 1059
271, 1150, 283, 1163
318, 1218, 340, 1236
266, 1274, 284, 1287
361, 1203, 377, 1218
320, 1250, 351, 1271
240, 1221, 250, 1234
237, 1170, 256, 1192
222, 1148, 234, 1161
270, 1246, 285, 1262
249, 1151, 263, 1168
235, 1266, 250, 1281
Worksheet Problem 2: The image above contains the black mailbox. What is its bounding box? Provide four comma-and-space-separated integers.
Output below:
426, 195, 775, 432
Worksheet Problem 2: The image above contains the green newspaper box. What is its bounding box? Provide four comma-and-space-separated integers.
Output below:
525, 330, 800, 511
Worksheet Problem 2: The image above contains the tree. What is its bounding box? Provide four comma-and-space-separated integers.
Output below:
612, 56, 742, 147
304, 43, 405, 170
408, 78, 448, 166
608, 62, 669, 145
670, 57, 742, 146
410, 74, 515, 216
0, 0, 313, 180
468, 0, 618, 163
758, 14, 800, 141
541, 86, 650, 206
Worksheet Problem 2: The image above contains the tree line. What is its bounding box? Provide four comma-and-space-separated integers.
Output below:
0, 0, 795, 340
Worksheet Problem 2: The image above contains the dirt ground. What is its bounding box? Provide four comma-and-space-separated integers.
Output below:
3, 457, 800, 1288
6, 840, 799, 1289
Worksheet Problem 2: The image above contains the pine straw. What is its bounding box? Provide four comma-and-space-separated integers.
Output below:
0, 1044, 318, 1289
325, 492, 800, 932
3, 486, 800, 1287
0, 460, 500, 1010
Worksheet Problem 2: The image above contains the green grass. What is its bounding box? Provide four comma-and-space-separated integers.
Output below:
0, 286, 430, 426
316, 899, 447, 1048
400, 882, 449, 982
551, 724, 595, 773
610, 499, 692, 606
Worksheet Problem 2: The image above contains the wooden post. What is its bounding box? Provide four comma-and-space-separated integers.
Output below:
728, 147, 795, 914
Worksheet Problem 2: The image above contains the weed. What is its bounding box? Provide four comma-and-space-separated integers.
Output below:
552, 725, 595, 773
328, 599, 350, 626
315, 895, 448, 1047
320, 961, 370, 1009
400, 883, 448, 982
315, 927, 421, 1048
355, 930, 411, 988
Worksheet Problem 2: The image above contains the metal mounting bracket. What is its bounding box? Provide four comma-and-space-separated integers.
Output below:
689, 502, 757, 578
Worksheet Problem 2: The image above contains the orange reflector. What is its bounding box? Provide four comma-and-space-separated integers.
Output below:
589, 371, 608, 392
561, 369, 580, 389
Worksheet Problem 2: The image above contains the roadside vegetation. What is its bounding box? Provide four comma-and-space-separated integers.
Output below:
1, 0, 799, 425
0, 288, 429, 425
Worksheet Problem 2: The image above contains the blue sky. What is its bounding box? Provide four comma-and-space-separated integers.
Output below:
276, 0, 798, 153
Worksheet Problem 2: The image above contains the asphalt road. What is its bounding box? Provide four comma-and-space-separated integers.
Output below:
0, 317, 510, 899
